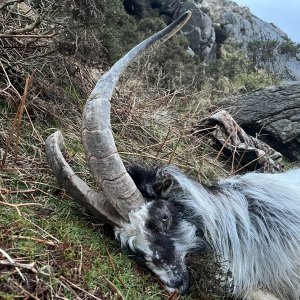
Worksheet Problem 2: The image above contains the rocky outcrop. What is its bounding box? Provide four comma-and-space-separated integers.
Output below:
160, 0, 216, 61
220, 81, 300, 161
124, 0, 217, 62
200, 0, 300, 80
123, 0, 300, 80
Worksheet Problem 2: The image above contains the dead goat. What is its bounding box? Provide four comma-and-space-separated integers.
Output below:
45, 11, 300, 300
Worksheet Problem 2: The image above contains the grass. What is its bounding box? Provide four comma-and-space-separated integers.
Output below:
0, 163, 167, 299
0, 52, 228, 298
0, 1, 286, 298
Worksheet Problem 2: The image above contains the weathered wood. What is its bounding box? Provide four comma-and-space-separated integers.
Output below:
198, 110, 283, 172
220, 81, 300, 161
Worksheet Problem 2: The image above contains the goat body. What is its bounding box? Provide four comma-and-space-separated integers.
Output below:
115, 165, 300, 299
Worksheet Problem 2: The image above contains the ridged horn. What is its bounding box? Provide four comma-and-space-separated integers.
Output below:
45, 11, 191, 226
45, 131, 122, 227
82, 11, 191, 222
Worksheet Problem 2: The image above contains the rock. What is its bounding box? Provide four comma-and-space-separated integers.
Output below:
122, 0, 300, 79
200, 0, 300, 80
160, 0, 216, 62
123, 0, 163, 18
220, 81, 300, 161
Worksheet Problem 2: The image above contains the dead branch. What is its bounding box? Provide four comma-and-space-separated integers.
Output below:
14, 75, 32, 163
1, 74, 32, 166
0, 200, 42, 216
0, 188, 36, 194
11, 235, 57, 246
5, 15, 41, 35
0, 0, 23, 11
0, 32, 56, 38
0, 259, 38, 273
0, 248, 26, 281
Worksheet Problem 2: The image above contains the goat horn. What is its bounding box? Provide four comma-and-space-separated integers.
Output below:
82, 11, 191, 222
45, 131, 122, 227
46, 11, 191, 225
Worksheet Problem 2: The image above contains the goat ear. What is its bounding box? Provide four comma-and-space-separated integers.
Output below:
153, 178, 173, 197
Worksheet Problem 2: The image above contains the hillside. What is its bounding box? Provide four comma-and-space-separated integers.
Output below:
0, 1, 298, 299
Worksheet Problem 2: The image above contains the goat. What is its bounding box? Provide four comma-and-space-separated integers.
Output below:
118, 164, 300, 299
45, 11, 300, 300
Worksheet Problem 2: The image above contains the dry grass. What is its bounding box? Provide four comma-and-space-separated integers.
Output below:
0, 57, 228, 300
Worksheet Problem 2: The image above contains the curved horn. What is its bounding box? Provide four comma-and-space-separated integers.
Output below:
45, 131, 122, 227
82, 11, 191, 221
46, 11, 191, 226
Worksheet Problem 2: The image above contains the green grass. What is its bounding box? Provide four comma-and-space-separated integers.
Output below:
0, 171, 167, 299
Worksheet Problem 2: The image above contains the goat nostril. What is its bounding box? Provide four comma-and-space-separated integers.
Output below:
178, 278, 189, 294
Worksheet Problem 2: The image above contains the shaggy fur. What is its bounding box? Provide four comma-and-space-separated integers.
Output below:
115, 165, 300, 299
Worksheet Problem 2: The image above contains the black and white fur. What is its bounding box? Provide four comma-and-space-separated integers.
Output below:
115, 164, 300, 299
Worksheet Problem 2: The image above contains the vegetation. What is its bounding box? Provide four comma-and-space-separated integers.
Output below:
247, 38, 300, 75
0, 0, 286, 299
279, 39, 300, 58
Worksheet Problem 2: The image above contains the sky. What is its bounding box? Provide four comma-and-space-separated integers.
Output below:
233, 0, 300, 43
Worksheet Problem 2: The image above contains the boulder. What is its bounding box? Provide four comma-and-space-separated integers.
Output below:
160, 0, 216, 62
220, 82, 300, 161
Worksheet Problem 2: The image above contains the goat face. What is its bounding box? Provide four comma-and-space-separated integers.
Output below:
115, 165, 202, 294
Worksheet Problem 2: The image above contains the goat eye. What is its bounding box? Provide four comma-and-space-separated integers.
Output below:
162, 215, 168, 222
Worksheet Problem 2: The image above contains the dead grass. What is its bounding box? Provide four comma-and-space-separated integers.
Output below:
0, 59, 228, 299
0, 54, 231, 297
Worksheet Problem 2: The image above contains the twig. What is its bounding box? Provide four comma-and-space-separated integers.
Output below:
0, 60, 21, 98
1, 74, 32, 166
0, 188, 36, 194
0, 248, 26, 281
231, 152, 268, 175
12, 281, 40, 300
100, 276, 125, 300
0, 200, 42, 216
78, 245, 83, 276
155, 126, 171, 158
167, 290, 180, 300
100, 234, 127, 291
11, 235, 57, 246
0, 258, 53, 277
24, 217, 61, 243
17, 49, 55, 62
168, 131, 183, 164
0, 0, 23, 10
0, 187, 10, 193
0, 259, 37, 273
6, 15, 41, 35
0, 62, 43, 146
14, 75, 33, 163
215, 129, 234, 161
59, 276, 103, 300
0, 32, 56, 38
